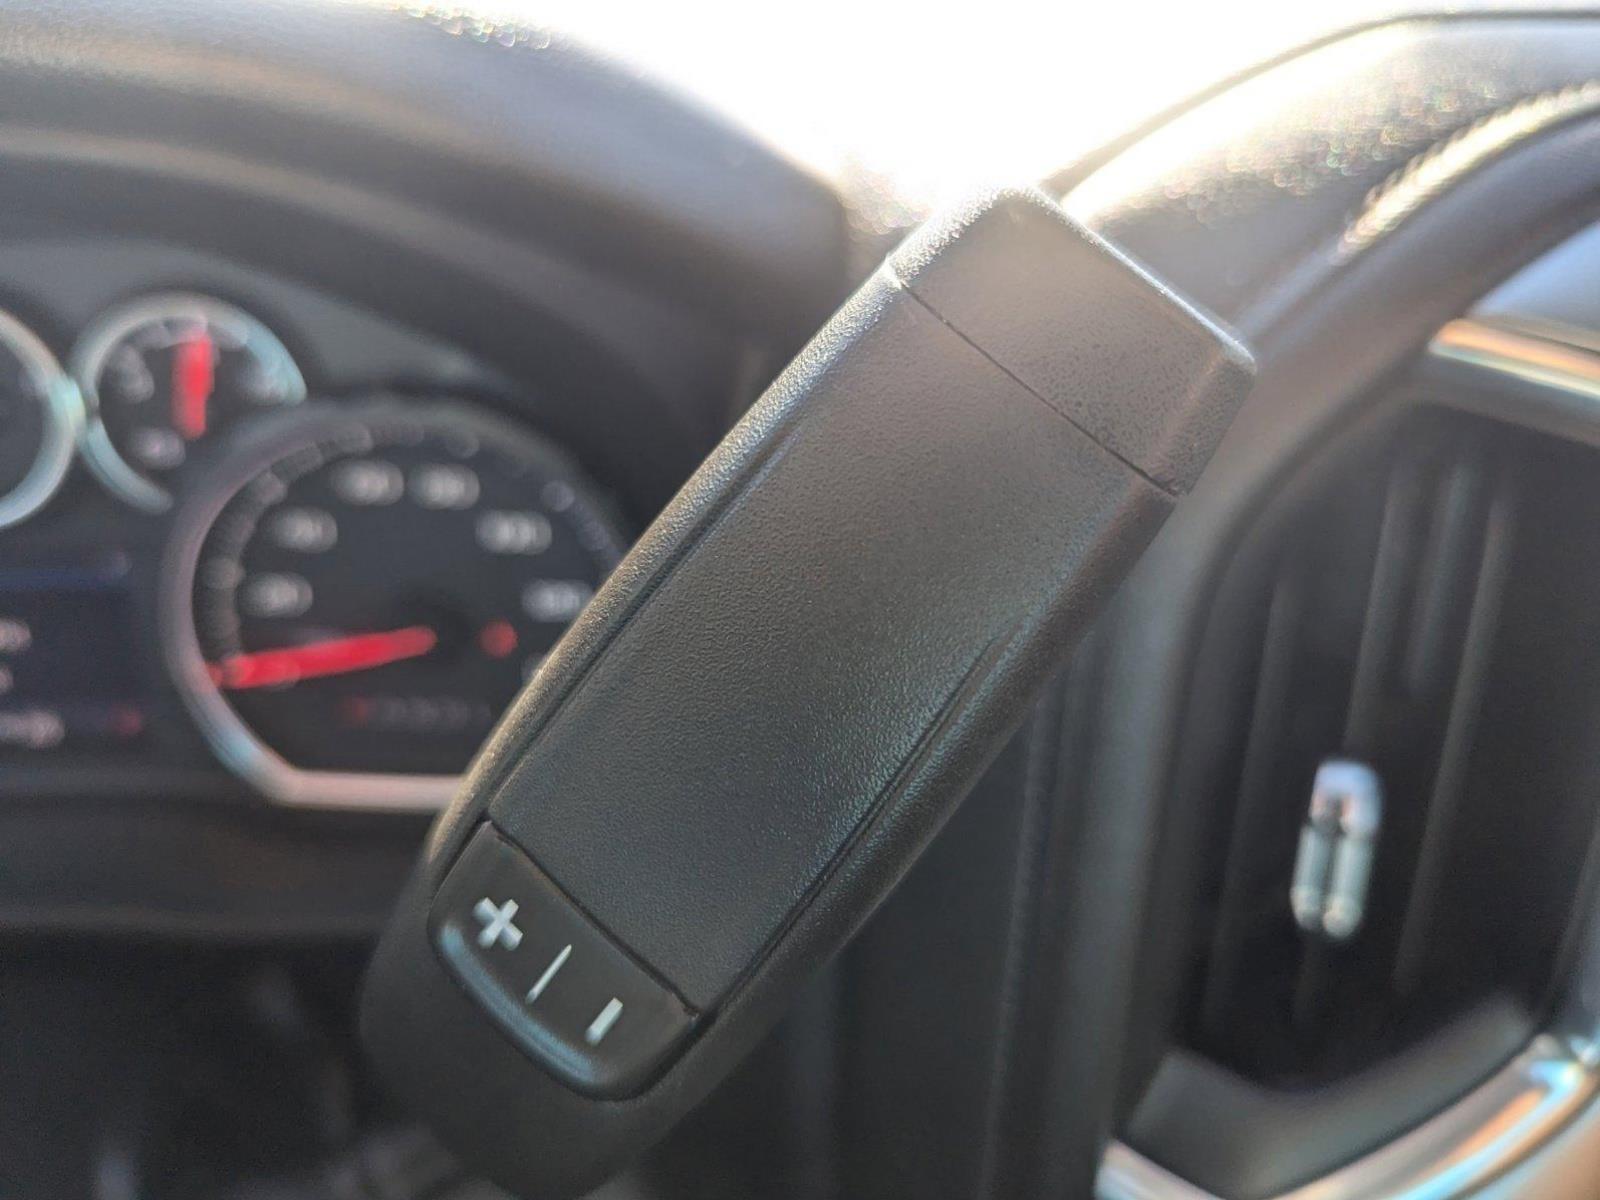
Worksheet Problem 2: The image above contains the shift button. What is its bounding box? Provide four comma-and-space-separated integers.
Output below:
429, 823, 694, 1098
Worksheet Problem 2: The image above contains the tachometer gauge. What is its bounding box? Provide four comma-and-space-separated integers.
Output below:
164, 400, 627, 809
74, 293, 306, 512
0, 309, 82, 529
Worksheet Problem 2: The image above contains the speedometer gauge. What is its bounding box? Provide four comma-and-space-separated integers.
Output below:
75, 293, 306, 512
164, 400, 627, 808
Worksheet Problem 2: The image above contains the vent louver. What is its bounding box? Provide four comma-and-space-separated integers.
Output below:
1180, 407, 1600, 1088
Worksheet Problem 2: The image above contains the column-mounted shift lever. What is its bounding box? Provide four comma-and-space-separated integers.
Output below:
361, 188, 1254, 1199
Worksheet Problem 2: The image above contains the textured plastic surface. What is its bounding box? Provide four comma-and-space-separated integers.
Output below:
363, 187, 1251, 1197
484, 191, 1248, 1010
889, 194, 1247, 493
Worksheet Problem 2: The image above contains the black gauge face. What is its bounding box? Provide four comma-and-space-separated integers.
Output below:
75, 294, 306, 511
0, 310, 80, 529
169, 402, 626, 799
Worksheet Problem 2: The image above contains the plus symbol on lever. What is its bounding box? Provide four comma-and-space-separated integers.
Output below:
473, 897, 523, 950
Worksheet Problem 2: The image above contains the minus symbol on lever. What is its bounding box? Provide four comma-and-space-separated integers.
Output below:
525, 944, 573, 1003
586, 998, 624, 1045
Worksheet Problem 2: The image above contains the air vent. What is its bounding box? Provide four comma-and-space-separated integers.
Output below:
1176, 406, 1600, 1089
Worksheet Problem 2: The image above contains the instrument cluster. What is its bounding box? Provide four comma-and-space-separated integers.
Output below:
0, 286, 631, 809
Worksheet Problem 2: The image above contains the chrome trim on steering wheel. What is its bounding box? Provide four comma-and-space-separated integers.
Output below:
1098, 1032, 1599, 1200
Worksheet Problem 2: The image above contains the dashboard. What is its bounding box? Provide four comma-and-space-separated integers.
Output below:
0, 241, 650, 809
0, 228, 834, 949
0, 0, 850, 956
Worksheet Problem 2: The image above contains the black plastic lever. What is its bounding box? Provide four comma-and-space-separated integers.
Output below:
362, 188, 1253, 1197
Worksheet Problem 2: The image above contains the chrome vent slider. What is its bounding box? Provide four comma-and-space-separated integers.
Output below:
1291, 759, 1383, 941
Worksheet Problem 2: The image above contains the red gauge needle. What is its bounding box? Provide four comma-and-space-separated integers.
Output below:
172, 333, 215, 441
208, 625, 438, 690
